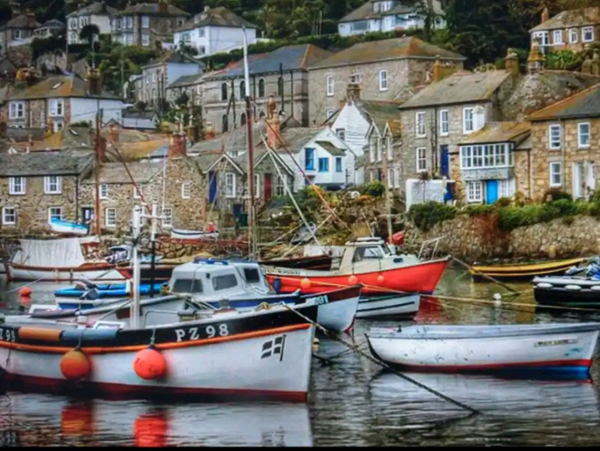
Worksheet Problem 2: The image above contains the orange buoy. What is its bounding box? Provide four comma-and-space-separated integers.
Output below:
60, 349, 92, 381
133, 347, 167, 380
19, 286, 31, 297
348, 275, 358, 285
377, 275, 385, 284
300, 278, 311, 290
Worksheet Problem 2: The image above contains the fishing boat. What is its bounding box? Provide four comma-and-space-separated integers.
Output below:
366, 323, 600, 375
264, 238, 449, 314
469, 258, 586, 282
6, 238, 124, 283
49, 218, 89, 237
170, 229, 219, 240
533, 275, 600, 308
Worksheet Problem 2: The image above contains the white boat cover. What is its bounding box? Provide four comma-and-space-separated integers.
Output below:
12, 238, 85, 268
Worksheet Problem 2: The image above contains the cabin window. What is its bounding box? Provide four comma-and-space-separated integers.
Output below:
352, 246, 384, 263
212, 274, 238, 291
243, 268, 261, 284
172, 279, 203, 293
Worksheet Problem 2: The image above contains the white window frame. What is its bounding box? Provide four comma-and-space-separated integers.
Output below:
48, 207, 63, 223
349, 73, 361, 84
326, 75, 335, 97
440, 110, 449, 136
50, 99, 64, 117
387, 135, 393, 161
416, 147, 427, 172
105, 208, 117, 227
467, 181, 483, 203
387, 168, 394, 188
2, 207, 16, 225
181, 182, 191, 199
141, 34, 150, 46
394, 167, 401, 188
162, 208, 173, 228
225, 172, 236, 198
14, 29, 22, 40
254, 174, 261, 198
463, 108, 474, 134
379, 70, 388, 91
549, 162, 563, 187
416, 112, 426, 137
9, 177, 26, 195
569, 28, 578, 44
578, 122, 591, 149
460, 144, 511, 169
44, 176, 62, 194
326, 109, 334, 120
126, 16, 133, 29
142, 16, 149, 28
335, 157, 343, 173
99, 183, 108, 199
553, 29, 563, 45
583, 26, 594, 42
376, 138, 382, 162
9, 101, 25, 119
369, 138, 376, 163
548, 124, 562, 150
534, 31, 549, 46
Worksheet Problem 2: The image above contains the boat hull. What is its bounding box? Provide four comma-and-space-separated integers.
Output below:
470, 258, 585, 282
170, 230, 219, 240
7, 264, 125, 282
55, 283, 166, 300
266, 258, 449, 296
259, 255, 333, 271
356, 294, 420, 319
366, 324, 600, 375
49, 220, 89, 237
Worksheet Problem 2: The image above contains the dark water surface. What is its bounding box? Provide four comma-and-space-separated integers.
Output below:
2, 263, 600, 446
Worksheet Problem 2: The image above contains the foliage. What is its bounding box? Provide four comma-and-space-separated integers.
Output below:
464, 204, 494, 216
359, 181, 385, 198
79, 24, 101, 43
31, 35, 66, 60
543, 188, 573, 202
495, 197, 513, 207
545, 50, 584, 71
408, 201, 458, 232
70, 121, 91, 127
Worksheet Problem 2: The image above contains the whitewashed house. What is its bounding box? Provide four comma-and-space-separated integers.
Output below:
338, 0, 446, 37
174, 6, 258, 57
66, 1, 116, 45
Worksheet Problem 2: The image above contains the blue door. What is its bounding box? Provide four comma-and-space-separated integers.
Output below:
208, 171, 218, 204
486, 180, 499, 204
441, 145, 450, 178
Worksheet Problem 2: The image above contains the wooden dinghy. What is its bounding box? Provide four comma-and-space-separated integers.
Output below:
366, 323, 600, 376
470, 258, 586, 282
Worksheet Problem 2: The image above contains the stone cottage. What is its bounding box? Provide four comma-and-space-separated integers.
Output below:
0, 13, 41, 55
307, 36, 465, 125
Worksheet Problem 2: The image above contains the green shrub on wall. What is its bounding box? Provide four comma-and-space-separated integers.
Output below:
408, 201, 458, 232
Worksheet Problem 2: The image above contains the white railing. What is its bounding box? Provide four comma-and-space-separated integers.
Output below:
418, 236, 445, 260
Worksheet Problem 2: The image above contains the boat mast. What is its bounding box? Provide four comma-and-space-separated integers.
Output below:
94, 109, 103, 235
131, 205, 142, 328
242, 26, 256, 260
383, 138, 393, 244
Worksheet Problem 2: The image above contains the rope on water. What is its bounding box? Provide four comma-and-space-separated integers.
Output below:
451, 256, 518, 294
280, 304, 481, 415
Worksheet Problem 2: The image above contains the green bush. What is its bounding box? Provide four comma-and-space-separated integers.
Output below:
497, 204, 544, 231
464, 204, 494, 216
408, 201, 457, 232
495, 197, 512, 207
550, 199, 578, 216
591, 189, 600, 204
360, 181, 385, 198
543, 188, 572, 202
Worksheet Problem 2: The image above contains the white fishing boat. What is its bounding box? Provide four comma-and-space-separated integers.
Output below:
49, 218, 89, 236
170, 229, 219, 240
357, 293, 420, 319
366, 323, 600, 375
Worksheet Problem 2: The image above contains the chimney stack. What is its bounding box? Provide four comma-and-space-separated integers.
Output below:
541, 6, 550, 24
527, 41, 545, 74
204, 122, 215, 140
87, 68, 101, 96
158, 0, 168, 14
504, 48, 520, 76
346, 83, 360, 103
266, 96, 282, 149
169, 132, 187, 157
431, 55, 458, 83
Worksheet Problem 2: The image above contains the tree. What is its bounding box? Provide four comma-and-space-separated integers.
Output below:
79, 24, 100, 43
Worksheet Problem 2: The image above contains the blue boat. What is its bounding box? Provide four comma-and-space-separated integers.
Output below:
49, 218, 89, 236
55, 283, 166, 299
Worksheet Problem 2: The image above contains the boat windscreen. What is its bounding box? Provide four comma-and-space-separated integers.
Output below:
172, 278, 203, 293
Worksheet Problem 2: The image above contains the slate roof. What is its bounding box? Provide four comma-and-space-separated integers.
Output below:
203, 45, 333, 79
143, 51, 203, 69
82, 161, 165, 184
325, 99, 402, 136
271, 127, 322, 151
458, 122, 531, 145
0, 56, 17, 74
309, 37, 464, 70
0, 14, 42, 30
167, 73, 204, 89
527, 83, 600, 121
340, 0, 444, 23
115, 2, 189, 17
39, 19, 64, 29
316, 141, 345, 156
122, 109, 158, 120
0, 151, 94, 177
66, 2, 117, 18
530, 7, 600, 32
398, 70, 513, 110
176, 6, 257, 32
7, 75, 120, 100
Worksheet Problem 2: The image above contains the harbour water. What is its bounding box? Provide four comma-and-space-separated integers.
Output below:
2, 263, 600, 446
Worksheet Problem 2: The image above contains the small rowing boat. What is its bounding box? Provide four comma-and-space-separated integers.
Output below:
470, 258, 586, 282
366, 323, 600, 376
49, 219, 89, 236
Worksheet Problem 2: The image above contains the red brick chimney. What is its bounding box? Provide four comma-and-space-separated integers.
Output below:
169, 132, 187, 157
204, 121, 215, 140
541, 7, 550, 24
265, 96, 282, 149
97, 136, 107, 162
87, 68, 101, 96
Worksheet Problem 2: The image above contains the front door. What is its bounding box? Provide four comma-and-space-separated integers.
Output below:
208, 171, 218, 205
264, 173, 272, 201
440, 145, 450, 178
485, 180, 499, 204
573, 162, 583, 199
81, 207, 94, 224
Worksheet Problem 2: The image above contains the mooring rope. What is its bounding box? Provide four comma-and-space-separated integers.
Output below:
280, 304, 481, 415
5, 269, 59, 293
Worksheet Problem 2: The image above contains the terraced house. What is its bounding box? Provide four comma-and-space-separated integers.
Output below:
530, 7, 600, 54
66, 1, 116, 45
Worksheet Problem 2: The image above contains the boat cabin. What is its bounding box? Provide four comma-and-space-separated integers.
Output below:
168, 258, 270, 299
337, 237, 419, 271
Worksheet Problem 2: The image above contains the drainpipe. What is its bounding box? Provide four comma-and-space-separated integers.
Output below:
561, 118, 566, 194
75, 175, 80, 223
290, 70, 294, 119
433, 106, 439, 174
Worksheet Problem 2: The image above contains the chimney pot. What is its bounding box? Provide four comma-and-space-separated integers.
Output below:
266, 99, 282, 149
541, 6, 550, 24
505, 48, 520, 76
169, 132, 187, 157
346, 83, 360, 102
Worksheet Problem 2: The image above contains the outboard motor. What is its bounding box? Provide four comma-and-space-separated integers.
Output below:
84, 288, 100, 301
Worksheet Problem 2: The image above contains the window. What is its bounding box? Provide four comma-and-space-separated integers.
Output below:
578, 122, 591, 148
14, 29, 21, 40
243, 268, 261, 284
463, 108, 474, 134
550, 162, 562, 187
198, 28, 205, 37
181, 182, 191, 199
569, 28, 578, 43
100, 184, 108, 199
467, 181, 483, 203
350, 73, 361, 83
351, 20, 368, 32
336, 157, 343, 173
394, 167, 401, 188
326, 109, 335, 120
44, 176, 62, 194
583, 26, 594, 42
2, 207, 16, 225
116, 18, 122, 30
499, 178, 516, 199
326, 75, 335, 97
50, 99, 64, 116
387, 136, 393, 161
105, 208, 116, 227
172, 278, 203, 293
534, 31, 549, 46
387, 168, 394, 188
9, 177, 25, 195
460, 144, 511, 169
225, 172, 236, 198
553, 29, 563, 44
141, 16, 149, 28
54, 121, 64, 133
212, 274, 238, 291
221, 83, 228, 101
440, 110, 449, 136
222, 114, 228, 132
48, 207, 63, 223
275, 175, 286, 196
9, 101, 24, 119
379, 70, 388, 91
70, 18, 77, 30
141, 34, 150, 46
416, 112, 426, 137
336, 128, 346, 141
152, 72, 156, 83
126, 16, 133, 29
416, 147, 427, 172
258, 78, 265, 98
318, 157, 329, 173
178, 18, 185, 27
369, 138, 376, 163
305, 148, 315, 170
377, 138, 382, 162
548, 124, 562, 149
162, 208, 173, 228
254, 174, 260, 198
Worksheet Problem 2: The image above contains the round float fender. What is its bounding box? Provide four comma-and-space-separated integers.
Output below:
565, 285, 582, 290
536, 283, 553, 289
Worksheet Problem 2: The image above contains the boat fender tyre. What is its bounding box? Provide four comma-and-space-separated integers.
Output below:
536, 283, 553, 288
133, 347, 167, 380
60, 349, 92, 381
565, 285, 582, 290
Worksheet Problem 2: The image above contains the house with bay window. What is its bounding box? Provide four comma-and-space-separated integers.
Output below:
66, 1, 116, 45
527, 83, 600, 202
530, 7, 600, 54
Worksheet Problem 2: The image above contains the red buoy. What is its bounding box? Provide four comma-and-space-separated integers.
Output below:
377, 275, 385, 284
19, 286, 32, 297
348, 275, 358, 285
133, 347, 167, 380
300, 278, 311, 290
60, 349, 92, 380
